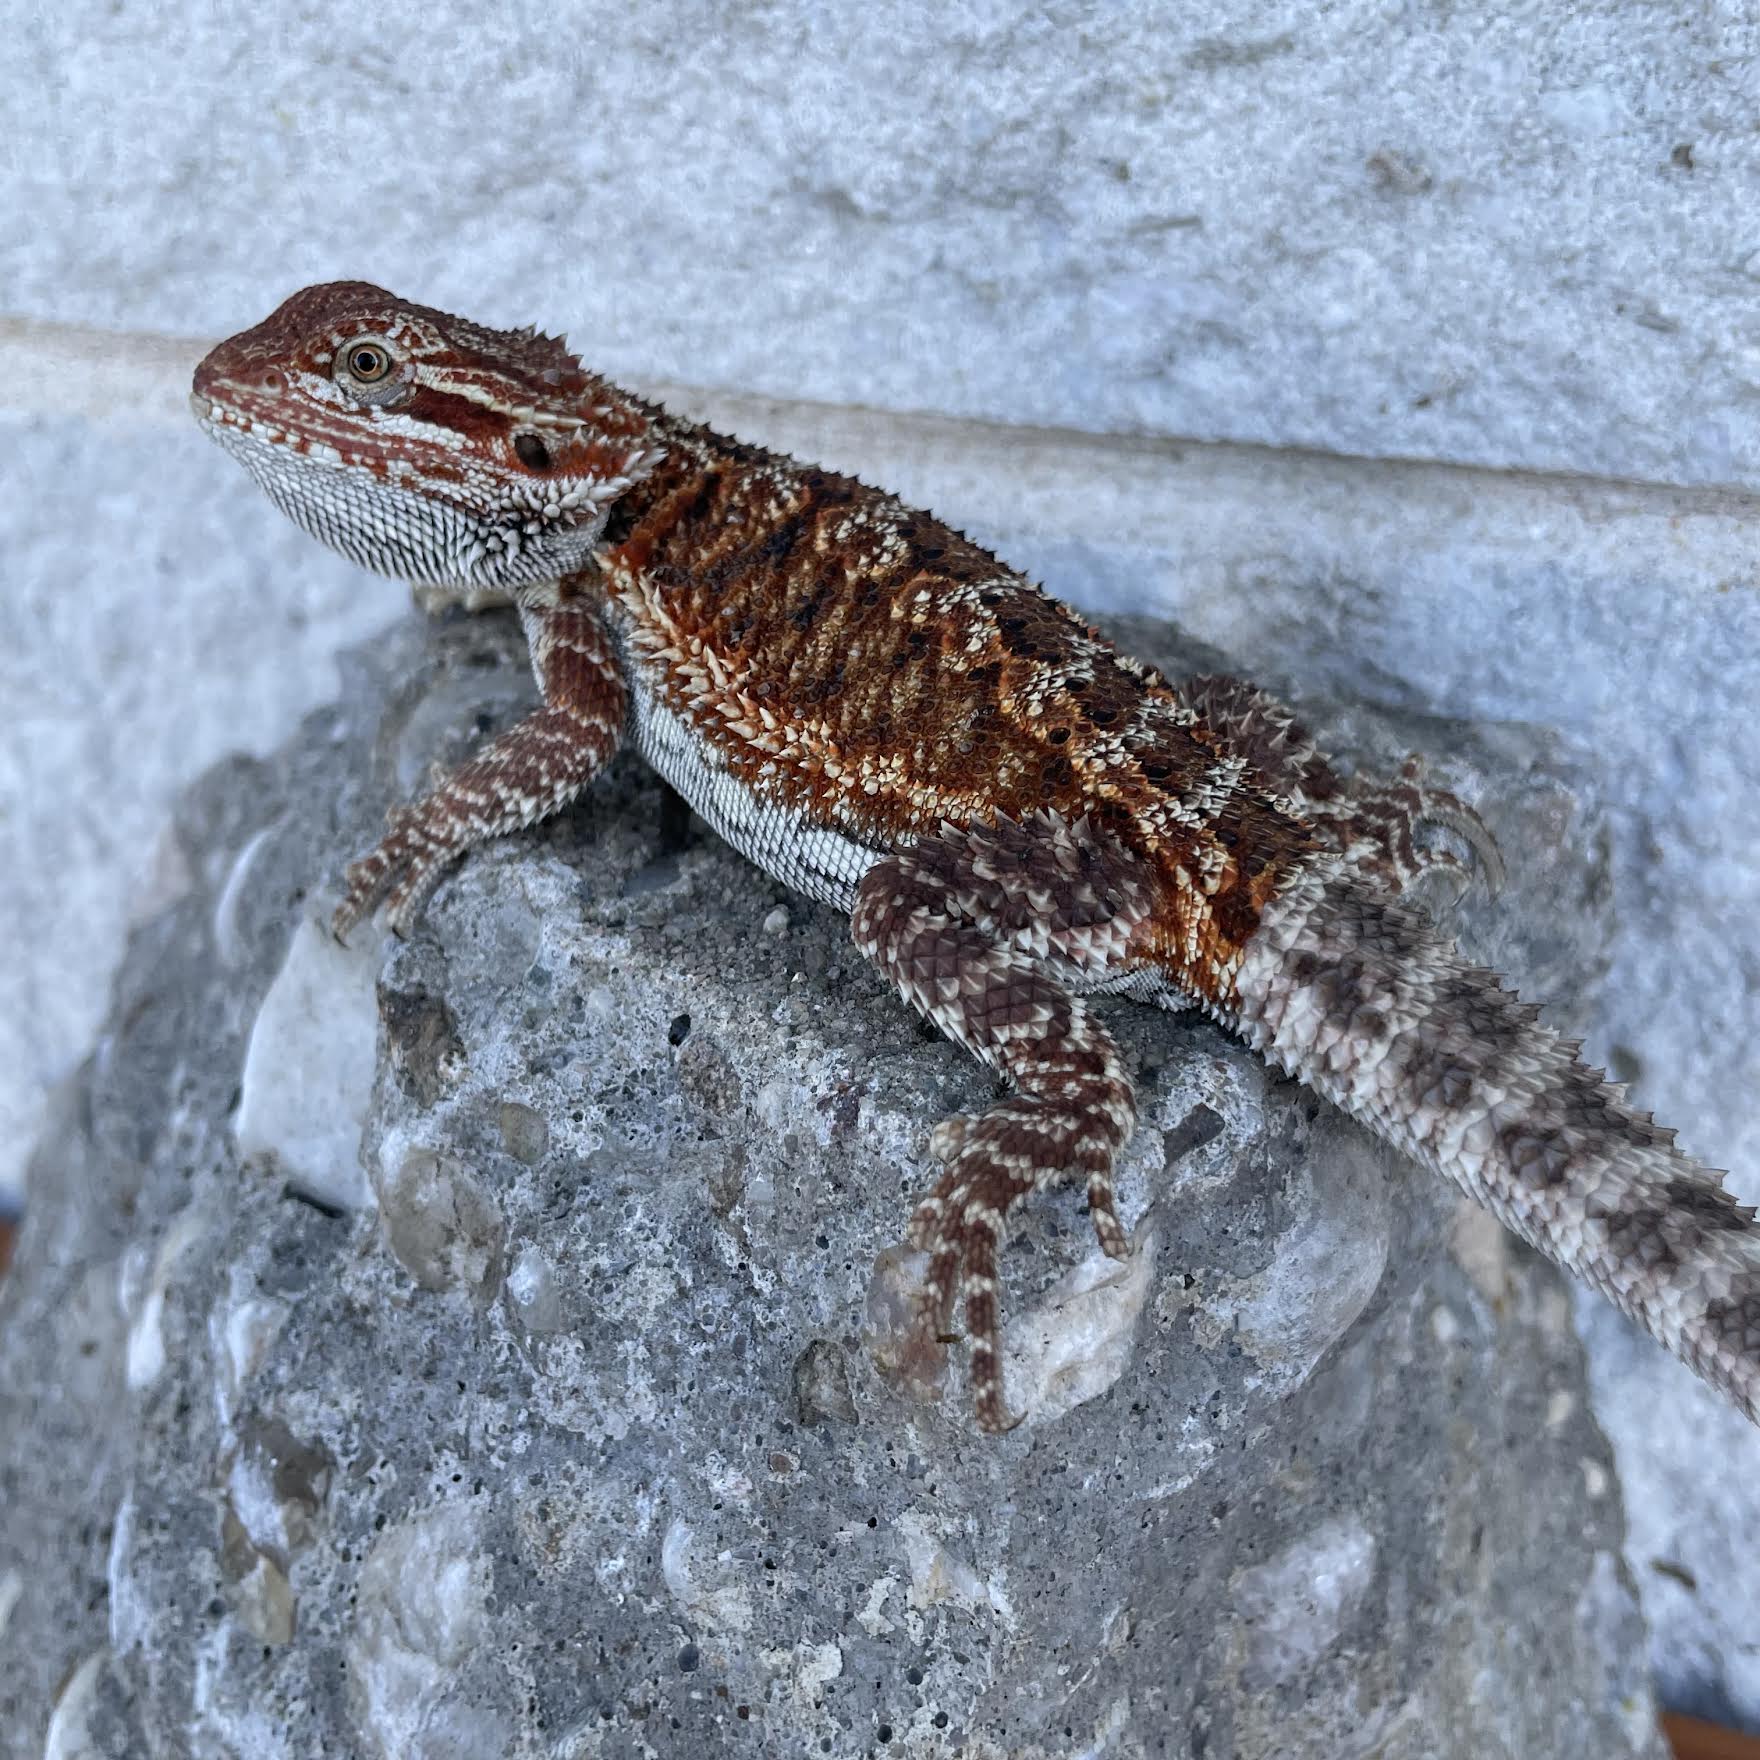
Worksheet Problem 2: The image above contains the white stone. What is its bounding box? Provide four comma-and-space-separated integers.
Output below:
235, 915, 381, 1212
1220, 1150, 1390, 1394
896, 1512, 1012, 1625
210, 1280, 289, 1429
349, 1503, 496, 1760
122, 1209, 203, 1392
42, 1651, 107, 1760
660, 1518, 756, 1637
1002, 1228, 1158, 1427
505, 1245, 563, 1333
1232, 1515, 1378, 1686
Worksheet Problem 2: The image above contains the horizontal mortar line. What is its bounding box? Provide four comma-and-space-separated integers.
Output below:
6, 313, 1760, 525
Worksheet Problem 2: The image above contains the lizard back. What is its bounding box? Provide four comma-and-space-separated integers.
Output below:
593, 413, 1317, 1000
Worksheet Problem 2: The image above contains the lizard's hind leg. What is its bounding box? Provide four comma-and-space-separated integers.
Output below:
336, 588, 627, 938
851, 813, 1155, 1432
1181, 673, 1503, 901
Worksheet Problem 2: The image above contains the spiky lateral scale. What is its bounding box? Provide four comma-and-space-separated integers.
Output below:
1231, 862, 1760, 1420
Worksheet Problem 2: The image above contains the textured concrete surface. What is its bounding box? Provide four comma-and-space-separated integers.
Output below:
0, 611, 1665, 1759
10, 2, 1760, 490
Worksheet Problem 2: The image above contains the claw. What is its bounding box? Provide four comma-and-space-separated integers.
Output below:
1412, 792, 1506, 896
330, 800, 459, 941
928, 1114, 975, 1164
1318, 767, 1503, 907
1408, 851, 1473, 916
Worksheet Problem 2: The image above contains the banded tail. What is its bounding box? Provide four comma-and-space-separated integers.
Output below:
1229, 860, 1760, 1421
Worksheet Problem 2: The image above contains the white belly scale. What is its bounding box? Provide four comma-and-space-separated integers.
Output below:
609, 627, 882, 914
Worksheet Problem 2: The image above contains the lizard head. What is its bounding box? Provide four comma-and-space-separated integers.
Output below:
192, 281, 665, 591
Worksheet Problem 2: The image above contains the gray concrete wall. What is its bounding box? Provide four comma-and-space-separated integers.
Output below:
5, 0, 1759, 1734
15, 3, 1760, 489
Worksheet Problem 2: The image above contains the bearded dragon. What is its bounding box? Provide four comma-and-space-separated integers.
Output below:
191, 282, 1760, 1433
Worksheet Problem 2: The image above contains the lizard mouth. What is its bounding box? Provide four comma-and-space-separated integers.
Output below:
189, 385, 614, 590
189, 389, 351, 471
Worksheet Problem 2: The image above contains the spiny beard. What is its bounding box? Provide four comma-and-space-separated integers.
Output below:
219, 425, 613, 589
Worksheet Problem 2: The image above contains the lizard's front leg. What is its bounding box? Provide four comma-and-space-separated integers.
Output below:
852, 813, 1156, 1432
336, 586, 626, 938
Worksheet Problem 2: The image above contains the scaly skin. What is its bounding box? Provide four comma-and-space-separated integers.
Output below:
193, 282, 1760, 1433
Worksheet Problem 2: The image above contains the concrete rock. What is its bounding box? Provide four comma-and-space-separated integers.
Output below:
0, 611, 1664, 1758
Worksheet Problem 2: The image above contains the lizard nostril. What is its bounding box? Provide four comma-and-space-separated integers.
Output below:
258, 368, 285, 392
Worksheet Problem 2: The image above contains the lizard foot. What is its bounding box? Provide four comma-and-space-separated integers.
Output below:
333, 803, 455, 940
1181, 676, 1501, 904
904, 1093, 1135, 1433
1311, 755, 1505, 902
333, 597, 627, 941
852, 815, 1152, 1432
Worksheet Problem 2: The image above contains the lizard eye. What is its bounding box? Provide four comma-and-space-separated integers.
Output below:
513, 432, 552, 472
337, 339, 395, 385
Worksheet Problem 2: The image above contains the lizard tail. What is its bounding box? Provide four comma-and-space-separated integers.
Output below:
1225, 859, 1760, 1422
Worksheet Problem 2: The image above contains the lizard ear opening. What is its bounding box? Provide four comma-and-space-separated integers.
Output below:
513, 432, 552, 472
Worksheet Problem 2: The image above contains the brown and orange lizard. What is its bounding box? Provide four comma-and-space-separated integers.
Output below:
192, 282, 1760, 1434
